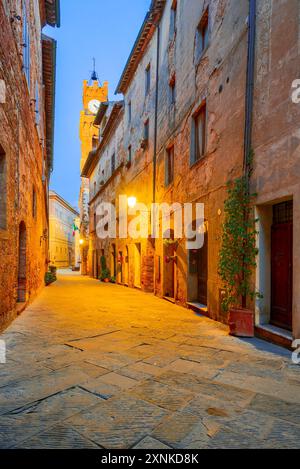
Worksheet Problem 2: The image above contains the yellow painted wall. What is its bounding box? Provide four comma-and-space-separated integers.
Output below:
49, 192, 79, 268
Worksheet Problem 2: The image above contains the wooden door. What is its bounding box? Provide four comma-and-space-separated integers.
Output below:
124, 246, 129, 285
164, 243, 175, 299
118, 251, 123, 284
18, 222, 27, 302
198, 231, 208, 305
134, 243, 141, 288
271, 223, 293, 330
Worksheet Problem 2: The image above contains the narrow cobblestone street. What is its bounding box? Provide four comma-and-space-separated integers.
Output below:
0, 271, 299, 449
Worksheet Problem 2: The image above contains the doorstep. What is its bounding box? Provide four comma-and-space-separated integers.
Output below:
255, 324, 293, 350
163, 296, 176, 304
16, 302, 27, 316
187, 302, 209, 316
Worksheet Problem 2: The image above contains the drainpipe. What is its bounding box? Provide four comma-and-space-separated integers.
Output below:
151, 21, 160, 295
153, 23, 160, 206
242, 0, 256, 308
243, 0, 256, 182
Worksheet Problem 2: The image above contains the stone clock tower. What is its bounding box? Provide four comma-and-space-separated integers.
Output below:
79, 76, 108, 171
79, 68, 108, 275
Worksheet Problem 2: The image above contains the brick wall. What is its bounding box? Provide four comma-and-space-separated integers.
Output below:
0, 0, 52, 330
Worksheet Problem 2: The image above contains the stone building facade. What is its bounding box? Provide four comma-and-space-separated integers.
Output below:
82, 101, 125, 282
253, 0, 300, 341
49, 191, 79, 268
0, 0, 59, 330
83, 0, 300, 343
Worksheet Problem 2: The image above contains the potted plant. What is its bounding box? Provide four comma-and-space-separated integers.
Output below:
45, 271, 56, 286
99, 255, 110, 282
110, 276, 116, 284
218, 175, 261, 337
100, 268, 111, 283
100, 255, 106, 270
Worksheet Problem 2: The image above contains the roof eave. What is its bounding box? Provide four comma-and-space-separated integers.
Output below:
49, 190, 79, 216
81, 150, 98, 179
115, 0, 166, 95
94, 102, 109, 126
44, 0, 61, 27
101, 101, 124, 140
42, 34, 57, 174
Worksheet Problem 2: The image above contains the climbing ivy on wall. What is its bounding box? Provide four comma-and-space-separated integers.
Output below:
218, 162, 262, 312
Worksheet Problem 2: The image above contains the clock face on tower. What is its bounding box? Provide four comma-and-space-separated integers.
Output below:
88, 99, 100, 114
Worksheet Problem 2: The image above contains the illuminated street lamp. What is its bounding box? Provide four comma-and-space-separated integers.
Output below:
127, 196, 137, 209
79, 239, 84, 246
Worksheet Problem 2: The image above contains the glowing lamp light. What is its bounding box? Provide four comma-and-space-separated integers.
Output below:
127, 196, 137, 209
79, 239, 84, 245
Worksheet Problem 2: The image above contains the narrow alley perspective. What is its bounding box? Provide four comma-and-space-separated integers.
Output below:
0, 271, 299, 449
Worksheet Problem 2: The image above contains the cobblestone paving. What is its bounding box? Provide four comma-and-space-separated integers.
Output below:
0, 271, 299, 449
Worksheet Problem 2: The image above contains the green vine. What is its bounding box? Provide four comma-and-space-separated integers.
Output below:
99, 255, 111, 281
100, 255, 107, 271
218, 174, 261, 312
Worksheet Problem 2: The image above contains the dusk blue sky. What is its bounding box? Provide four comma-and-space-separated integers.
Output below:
45, 0, 150, 209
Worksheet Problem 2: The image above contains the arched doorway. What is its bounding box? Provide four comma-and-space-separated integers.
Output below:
18, 222, 27, 303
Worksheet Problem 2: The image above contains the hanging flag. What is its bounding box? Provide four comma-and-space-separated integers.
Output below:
72, 223, 80, 237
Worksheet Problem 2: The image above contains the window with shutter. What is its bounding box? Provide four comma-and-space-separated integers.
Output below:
0, 146, 7, 230
22, 2, 30, 87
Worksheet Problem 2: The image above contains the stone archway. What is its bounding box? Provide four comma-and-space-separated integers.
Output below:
17, 222, 27, 303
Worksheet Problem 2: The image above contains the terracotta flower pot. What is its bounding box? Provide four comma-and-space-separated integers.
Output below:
103, 278, 110, 283
228, 307, 254, 337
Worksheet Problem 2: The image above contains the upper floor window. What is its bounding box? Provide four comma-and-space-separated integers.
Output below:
128, 100, 132, 125
111, 153, 116, 174
35, 81, 40, 125
145, 64, 151, 96
141, 120, 149, 150
32, 186, 37, 218
191, 102, 207, 165
127, 145, 132, 166
195, 8, 209, 63
165, 145, 174, 186
170, 0, 177, 38
0, 146, 7, 230
143, 119, 149, 147
94, 181, 97, 196
169, 74, 176, 106
22, 1, 30, 87
92, 137, 98, 149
